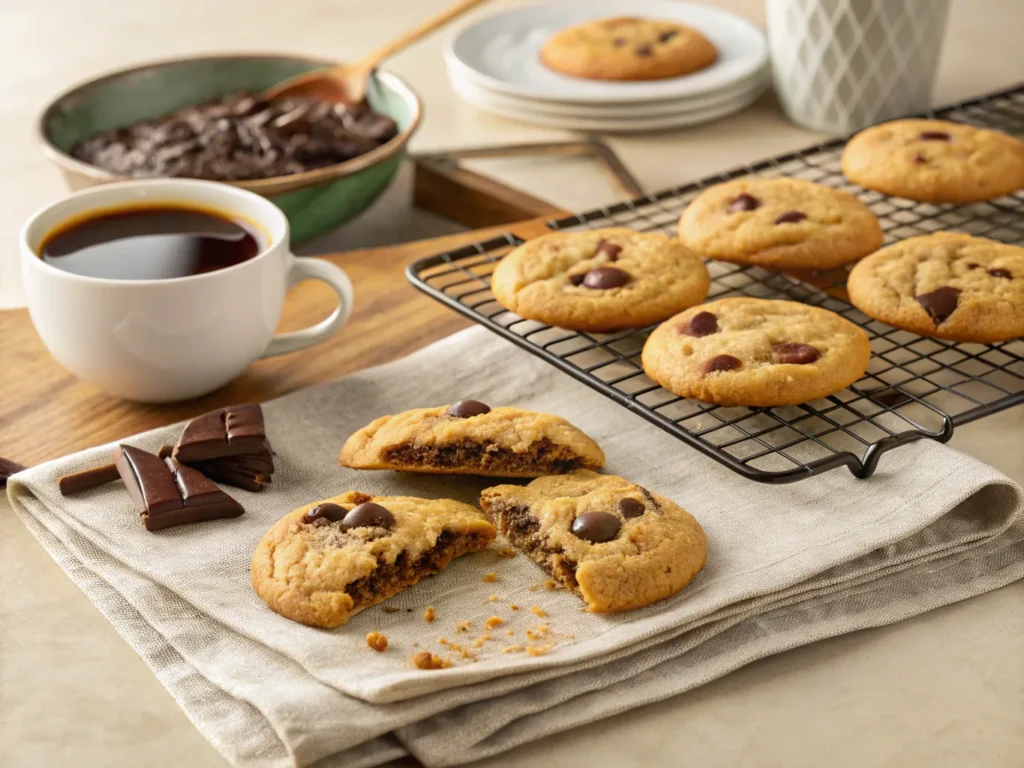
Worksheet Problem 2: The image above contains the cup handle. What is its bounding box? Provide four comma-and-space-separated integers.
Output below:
260, 257, 353, 359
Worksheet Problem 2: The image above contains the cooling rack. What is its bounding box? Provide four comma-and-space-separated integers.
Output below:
407, 84, 1024, 483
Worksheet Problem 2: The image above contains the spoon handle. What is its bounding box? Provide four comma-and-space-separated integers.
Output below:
356, 0, 489, 70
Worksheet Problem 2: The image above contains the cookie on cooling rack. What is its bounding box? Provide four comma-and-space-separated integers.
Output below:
841, 119, 1024, 204
641, 297, 872, 407
490, 228, 710, 332
677, 177, 883, 271
847, 233, 1024, 343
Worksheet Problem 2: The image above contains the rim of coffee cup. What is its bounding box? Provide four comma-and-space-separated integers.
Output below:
20, 178, 290, 287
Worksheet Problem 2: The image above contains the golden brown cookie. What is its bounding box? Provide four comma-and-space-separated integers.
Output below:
641, 298, 872, 407
847, 233, 1024, 343
339, 401, 605, 477
480, 470, 706, 612
540, 16, 717, 81
677, 178, 883, 270
490, 228, 710, 332
841, 119, 1024, 203
251, 492, 495, 628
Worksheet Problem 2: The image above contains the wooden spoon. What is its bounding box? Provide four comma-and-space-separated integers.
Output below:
264, 0, 489, 104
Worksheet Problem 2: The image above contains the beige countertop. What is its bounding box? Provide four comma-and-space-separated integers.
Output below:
2, 1, 1023, 766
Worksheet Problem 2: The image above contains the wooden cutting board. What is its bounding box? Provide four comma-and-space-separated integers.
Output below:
0, 217, 559, 466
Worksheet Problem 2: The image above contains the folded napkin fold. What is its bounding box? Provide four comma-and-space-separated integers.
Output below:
10, 327, 1024, 768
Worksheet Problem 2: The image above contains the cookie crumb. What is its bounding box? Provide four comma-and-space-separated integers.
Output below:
543, 579, 561, 590
503, 645, 524, 654
528, 585, 539, 592
485, 594, 499, 603
382, 606, 400, 614
527, 645, 553, 657
456, 621, 472, 633
530, 606, 547, 618
526, 625, 550, 640
485, 616, 504, 630
438, 637, 448, 645
509, 604, 520, 611
499, 547, 517, 558
506, 629, 515, 636
366, 632, 388, 652
423, 606, 436, 623
472, 634, 492, 648
482, 572, 498, 583
412, 652, 450, 670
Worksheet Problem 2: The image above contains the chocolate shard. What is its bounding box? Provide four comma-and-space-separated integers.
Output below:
58, 463, 121, 495
172, 404, 274, 491
115, 445, 183, 517
0, 457, 27, 488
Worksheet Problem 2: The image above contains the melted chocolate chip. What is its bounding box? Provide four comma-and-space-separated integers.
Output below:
583, 266, 631, 290
595, 239, 623, 261
989, 267, 1012, 279
919, 131, 951, 141
571, 511, 621, 543
700, 355, 742, 375
682, 311, 718, 337
728, 193, 760, 212
303, 502, 347, 524
634, 45, 653, 57
771, 342, 820, 365
658, 30, 678, 43
775, 211, 807, 224
916, 286, 961, 324
618, 498, 645, 519
342, 502, 395, 531
568, 273, 586, 286
965, 262, 981, 270
447, 400, 491, 418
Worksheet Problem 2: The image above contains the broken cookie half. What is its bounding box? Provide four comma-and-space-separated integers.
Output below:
251, 492, 496, 628
480, 470, 707, 612
339, 401, 605, 477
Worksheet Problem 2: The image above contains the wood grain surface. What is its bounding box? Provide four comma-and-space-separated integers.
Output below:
0, 217, 558, 466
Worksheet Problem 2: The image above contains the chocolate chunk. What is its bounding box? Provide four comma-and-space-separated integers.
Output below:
595, 239, 623, 261
658, 30, 679, 43
771, 342, 820, 365
447, 400, 491, 418
342, 502, 396, 531
174, 405, 266, 462
775, 211, 807, 224
919, 131, 951, 141
568, 273, 587, 286
571, 511, 620, 543
303, 502, 347, 524
728, 193, 760, 212
116, 445, 182, 517
58, 463, 121, 495
583, 266, 631, 290
989, 268, 1012, 279
700, 355, 742, 375
682, 311, 718, 337
634, 45, 653, 57
965, 262, 981, 270
0, 457, 27, 488
916, 286, 961, 324
618, 498, 645, 519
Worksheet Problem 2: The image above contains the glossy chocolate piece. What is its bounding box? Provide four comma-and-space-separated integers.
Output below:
571, 511, 621, 543
728, 193, 760, 212
617, 498, 645, 519
700, 355, 742, 375
303, 502, 347, 524
568, 273, 587, 286
172, 404, 274, 491
342, 502, 396, 530
447, 400, 491, 418
989, 267, 1012, 279
682, 311, 718, 337
771, 342, 821, 365
916, 286, 961, 324
583, 266, 631, 290
58, 463, 121, 496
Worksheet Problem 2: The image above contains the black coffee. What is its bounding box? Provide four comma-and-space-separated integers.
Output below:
40, 205, 262, 280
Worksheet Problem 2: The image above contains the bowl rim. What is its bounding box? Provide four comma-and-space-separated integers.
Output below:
37, 51, 424, 196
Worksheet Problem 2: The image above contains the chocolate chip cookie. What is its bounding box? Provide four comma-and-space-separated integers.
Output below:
490, 228, 710, 332
677, 178, 883, 270
540, 16, 718, 81
641, 298, 872, 406
847, 233, 1024, 343
339, 401, 605, 477
480, 470, 706, 612
251, 492, 495, 628
841, 119, 1024, 203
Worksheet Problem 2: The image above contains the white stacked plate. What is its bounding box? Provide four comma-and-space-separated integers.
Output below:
445, 0, 770, 133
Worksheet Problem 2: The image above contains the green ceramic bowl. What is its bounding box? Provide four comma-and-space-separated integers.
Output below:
38, 54, 422, 244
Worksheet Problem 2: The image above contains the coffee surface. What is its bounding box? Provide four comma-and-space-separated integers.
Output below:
40, 205, 261, 280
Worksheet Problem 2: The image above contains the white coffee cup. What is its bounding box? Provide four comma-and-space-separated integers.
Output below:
20, 178, 353, 403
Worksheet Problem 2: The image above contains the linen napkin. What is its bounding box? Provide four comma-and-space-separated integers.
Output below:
9, 326, 1024, 768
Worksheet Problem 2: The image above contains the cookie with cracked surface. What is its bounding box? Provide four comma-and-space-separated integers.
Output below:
339, 401, 605, 477
540, 16, 717, 81
677, 178, 883, 270
841, 119, 1024, 204
251, 492, 495, 628
480, 470, 706, 612
490, 228, 710, 332
847, 233, 1024, 343
641, 298, 871, 406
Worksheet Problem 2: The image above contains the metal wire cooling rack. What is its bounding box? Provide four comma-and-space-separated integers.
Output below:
407, 85, 1024, 483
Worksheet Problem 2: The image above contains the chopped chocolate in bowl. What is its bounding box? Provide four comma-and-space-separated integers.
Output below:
70, 91, 399, 182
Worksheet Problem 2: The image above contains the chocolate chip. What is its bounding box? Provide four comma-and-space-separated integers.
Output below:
919, 131, 951, 141
989, 268, 1012, 279
342, 502, 395, 531
618, 498, 645, 519
303, 502, 347, 524
447, 400, 491, 418
634, 45, 653, 57
771, 342, 821, 365
728, 193, 760, 212
595, 239, 623, 261
568, 273, 586, 286
916, 286, 961, 324
571, 511, 620, 543
583, 266, 631, 290
613, 37, 627, 47
658, 30, 679, 43
775, 211, 807, 224
700, 355, 742, 375
682, 311, 718, 337
913, 153, 927, 164
966, 262, 981, 270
